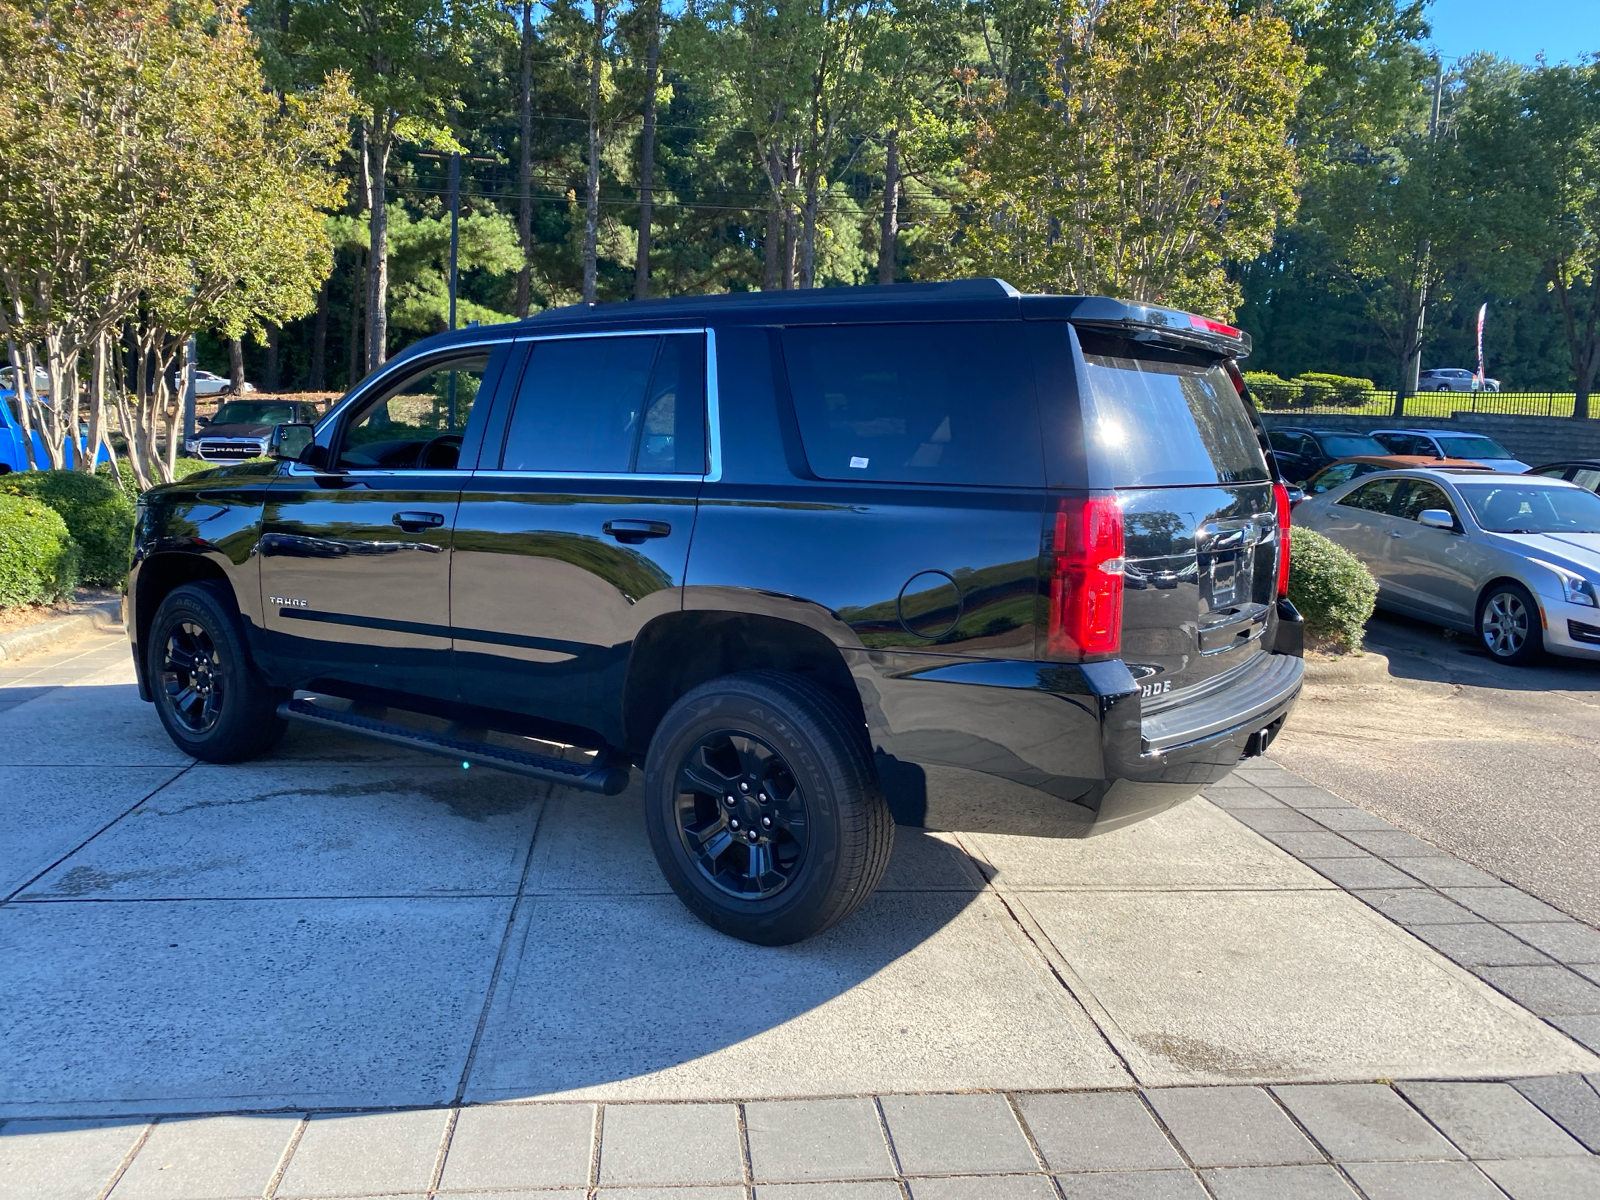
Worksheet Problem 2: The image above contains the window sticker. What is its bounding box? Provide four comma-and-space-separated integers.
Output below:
850, 456, 869, 468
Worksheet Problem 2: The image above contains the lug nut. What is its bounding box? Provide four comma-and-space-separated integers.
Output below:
761, 816, 772, 828
724, 794, 736, 806
746, 829, 760, 843
758, 793, 768, 803
730, 819, 740, 830
739, 781, 750, 793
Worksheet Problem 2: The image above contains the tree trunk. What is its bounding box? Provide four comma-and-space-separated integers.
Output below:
879, 128, 900, 285
228, 338, 246, 391
80, 331, 107, 474
634, 0, 661, 301
582, 1, 608, 304
799, 172, 819, 289
763, 145, 783, 291
347, 248, 366, 387
365, 122, 391, 371
782, 197, 798, 290
265, 324, 280, 392
5, 336, 39, 470
516, 0, 535, 319
309, 274, 329, 391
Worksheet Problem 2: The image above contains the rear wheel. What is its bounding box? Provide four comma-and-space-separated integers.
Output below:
1477, 581, 1543, 666
643, 672, 893, 945
147, 582, 286, 761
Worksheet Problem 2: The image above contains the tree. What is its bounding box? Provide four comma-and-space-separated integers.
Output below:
277, 0, 506, 370
928, 0, 1305, 316
1524, 58, 1600, 419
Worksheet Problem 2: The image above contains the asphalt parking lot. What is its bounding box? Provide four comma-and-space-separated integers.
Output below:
3, 626, 1600, 1198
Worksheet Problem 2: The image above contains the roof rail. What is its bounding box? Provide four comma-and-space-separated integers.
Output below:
532, 277, 1022, 319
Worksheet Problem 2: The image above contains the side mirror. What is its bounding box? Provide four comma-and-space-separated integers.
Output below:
196, 415, 210, 426
1418, 509, 1456, 530
269, 422, 315, 462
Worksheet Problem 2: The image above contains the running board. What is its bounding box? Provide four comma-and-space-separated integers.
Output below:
277, 698, 630, 795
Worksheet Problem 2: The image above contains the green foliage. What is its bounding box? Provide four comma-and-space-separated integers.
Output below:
1243, 371, 1301, 408
1292, 372, 1377, 406
0, 494, 80, 609
96, 458, 218, 506
0, 471, 134, 587
1288, 525, 1377, 650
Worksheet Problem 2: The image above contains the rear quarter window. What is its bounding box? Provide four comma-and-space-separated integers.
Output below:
781, 322, 1042, 487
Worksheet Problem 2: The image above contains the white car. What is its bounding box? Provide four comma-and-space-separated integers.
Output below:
192, 369, 253, 397
1369, 429, 1528, 473
1295, 468, 1600, 664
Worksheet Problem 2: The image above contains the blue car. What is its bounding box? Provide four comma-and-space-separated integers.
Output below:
1, 392, 108, 472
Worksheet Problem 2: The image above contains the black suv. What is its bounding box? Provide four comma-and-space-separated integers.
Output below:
1266, 428, 1390, 483
128, 279, 1304, 944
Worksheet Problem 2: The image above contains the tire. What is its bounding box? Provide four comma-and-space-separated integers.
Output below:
1477, 581, 1544, 666
147, 581, 286, 761
643, 671, 893, 945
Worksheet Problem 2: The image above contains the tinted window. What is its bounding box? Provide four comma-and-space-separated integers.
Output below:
213, 401, 297, 425
1395, 481, 1455, 522
1437, 435, 1511, 459
1574, 468, 1600, 492
340, 352, 488, 469
1530, 466, 1569, 479
1309, 462, 1359, 493
1079, 354, 1267, 487
1458, 483, 1600, 533
1374, 432, 1424, 455
1338, 478, 1403, 514
1318, 435, 1388, 458
500, 334, 706, 475
782, 322, 1040, 486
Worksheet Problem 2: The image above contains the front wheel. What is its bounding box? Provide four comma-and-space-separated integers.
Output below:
1478, 582, 1543, 666
147, 582, 286, 761
643, 672, 893, 945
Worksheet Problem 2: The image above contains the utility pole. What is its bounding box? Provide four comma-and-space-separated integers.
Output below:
1400, 62, 1445, 415
183, 335, 198, 452
448, 150, 460, 332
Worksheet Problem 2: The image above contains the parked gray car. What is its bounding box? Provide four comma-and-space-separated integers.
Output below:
1295, 468, 1600, 665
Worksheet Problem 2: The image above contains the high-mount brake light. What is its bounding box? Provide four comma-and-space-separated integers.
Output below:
1046, 494, 1125, 659
1273, 480, 1292, 599
1190, 314, 1243, 339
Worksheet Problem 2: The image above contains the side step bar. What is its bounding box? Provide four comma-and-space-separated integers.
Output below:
277, 698, 631, 795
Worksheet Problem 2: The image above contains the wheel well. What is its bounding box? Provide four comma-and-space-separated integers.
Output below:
621, 612, 865, 759
1476, 576, 1537, 621
135, 553, 232, 654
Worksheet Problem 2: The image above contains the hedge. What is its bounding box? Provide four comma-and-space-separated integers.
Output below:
1288, 525, 1377, 650
1243, 371, 1378, 410
97, 456, 217, 505
0, 470, 135, 587
0, 494, 80, 609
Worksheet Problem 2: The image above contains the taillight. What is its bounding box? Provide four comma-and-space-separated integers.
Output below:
1273, 480, 1292, 599
1045, 493, 1125, 659
1191, 314, 1243, 339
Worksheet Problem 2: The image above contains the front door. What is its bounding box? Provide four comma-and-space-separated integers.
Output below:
1385, 479, 1480, 622
451, 331, 707, 746
258, 345, 509, 701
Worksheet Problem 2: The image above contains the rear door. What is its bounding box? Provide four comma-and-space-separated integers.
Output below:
449, 330, 707, 744
1063, 329, 1276, 698
1318, 477, 1406, 599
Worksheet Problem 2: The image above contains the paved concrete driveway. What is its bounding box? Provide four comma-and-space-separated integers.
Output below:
3, 628, 1599, 1198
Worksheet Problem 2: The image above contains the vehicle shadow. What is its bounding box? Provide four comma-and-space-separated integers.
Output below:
1362, 611, 1600, 694
1, 689, 1062, 1116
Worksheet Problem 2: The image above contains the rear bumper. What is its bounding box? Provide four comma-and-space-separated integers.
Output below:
850, 637, 1304, 839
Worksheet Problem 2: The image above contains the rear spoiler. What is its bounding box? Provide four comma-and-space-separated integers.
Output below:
1021, 294, 1251, 359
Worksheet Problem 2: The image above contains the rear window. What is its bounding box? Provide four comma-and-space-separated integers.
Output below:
781, 322, 1041, 486
1079, 353, 1268, 487
1319, 435, 1388, 458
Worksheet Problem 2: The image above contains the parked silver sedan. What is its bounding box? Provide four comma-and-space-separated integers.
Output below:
1295, 468, 1600, 665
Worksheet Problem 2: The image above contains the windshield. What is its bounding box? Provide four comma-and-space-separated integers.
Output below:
211, 401, 296, 425
1438, 435, 1511, 459
1458, 483, 1600, 534
1320, 435, 1388, 458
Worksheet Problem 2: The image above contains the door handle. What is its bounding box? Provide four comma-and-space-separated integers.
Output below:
393, 511, 446, 532
603, 519, 671, 544
1389, 531, 1403, 538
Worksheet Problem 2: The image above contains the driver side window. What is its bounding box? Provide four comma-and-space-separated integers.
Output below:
339, 352, 489, 470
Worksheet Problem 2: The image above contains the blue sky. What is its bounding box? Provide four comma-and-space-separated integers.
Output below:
1426, 0, 1600, 66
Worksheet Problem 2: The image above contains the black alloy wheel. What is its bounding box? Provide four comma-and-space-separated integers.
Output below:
675, 730, 809, 900
1477, 581, 1543, 666
644, 671, 893, 946
160, 619, 224, 734
147, 582, 286, 762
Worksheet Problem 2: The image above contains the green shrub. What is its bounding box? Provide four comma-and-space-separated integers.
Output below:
1242, 371, 1302, 409
0, 494, 81, 609
1291, 372, 1377, 408
1288, 525, 1377, 650
96, 456, 220, 505
0, 470, 135, 587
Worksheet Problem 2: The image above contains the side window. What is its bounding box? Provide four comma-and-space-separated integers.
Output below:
1573, 468, 1600, 492
1310, 462, 1358, 493
1268, 431, 1297, 453
1530, 466, 1569, 479
1395, 481, 1456, 523
339, 352, 489, 469
782, 322, 1042, 486
500, 334, 706, 474
1337, 478, 1403, 514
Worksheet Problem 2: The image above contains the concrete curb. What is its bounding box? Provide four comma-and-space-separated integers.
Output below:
1301, 648, 1392, 685
0, 597, 122, 662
